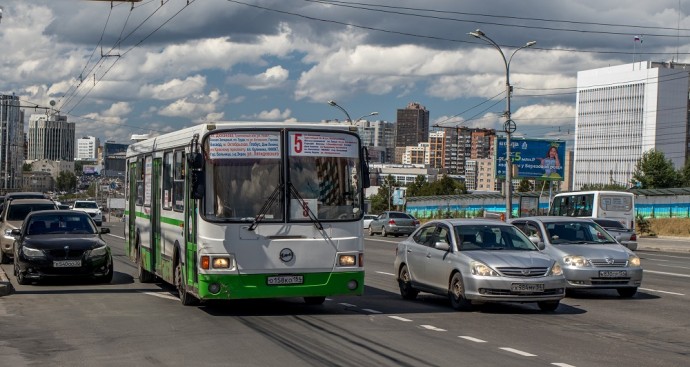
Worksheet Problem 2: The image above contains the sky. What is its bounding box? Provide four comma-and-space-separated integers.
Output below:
1, 0, 688, 146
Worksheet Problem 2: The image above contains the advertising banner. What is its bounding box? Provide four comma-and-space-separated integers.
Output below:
495, 138, 565, 181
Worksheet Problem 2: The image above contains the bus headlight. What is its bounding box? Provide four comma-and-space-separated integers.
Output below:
212, 256, 236, 270
338, 254, 356, 267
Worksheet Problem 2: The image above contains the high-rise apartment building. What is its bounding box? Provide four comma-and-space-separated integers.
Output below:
574, 61, 690, 189
77, 136, 100, 161
395, 102, 429, 158
354, 120, 397, 163
428, 130, 445, 169
27, 113, 75, 161
1, 94, 24, 190
443, 127, 495, 174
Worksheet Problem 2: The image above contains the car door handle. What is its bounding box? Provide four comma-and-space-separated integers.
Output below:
426, 253, 431, 258
407, 249, 412, 253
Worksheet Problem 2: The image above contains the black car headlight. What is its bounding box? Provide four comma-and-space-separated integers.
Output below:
89, 245, 108, 258
22, 246, 46, 258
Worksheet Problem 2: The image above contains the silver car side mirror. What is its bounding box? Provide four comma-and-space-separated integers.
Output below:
434, 242, 451, 252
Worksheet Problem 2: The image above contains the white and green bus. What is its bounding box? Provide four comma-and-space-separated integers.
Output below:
548, 190, 635, 229
125, 122, 369, 305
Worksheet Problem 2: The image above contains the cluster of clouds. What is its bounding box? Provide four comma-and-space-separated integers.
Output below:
0, 0, 687, 143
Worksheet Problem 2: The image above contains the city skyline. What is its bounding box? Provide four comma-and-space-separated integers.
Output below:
1, 1, 686, 145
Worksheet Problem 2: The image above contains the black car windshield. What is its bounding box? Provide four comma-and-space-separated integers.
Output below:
7, 204, 57, 221
455, 224, 538, 251
545, 221, 616, 244
26, 214, 97, 235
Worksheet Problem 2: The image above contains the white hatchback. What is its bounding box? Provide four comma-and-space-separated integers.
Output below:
71, 200, 103, 226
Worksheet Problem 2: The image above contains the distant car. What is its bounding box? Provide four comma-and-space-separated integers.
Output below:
509, 216, 643, 298
591, 218, 638, 251
363, 214, 378, 229
12, 210, 113, 285
368, 211, 420, 237
71, 200, 103, 226
394, 219, 566, 311
0, 198, 58, 264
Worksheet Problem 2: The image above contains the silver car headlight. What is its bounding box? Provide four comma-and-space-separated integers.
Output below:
563, 255, 589, 267
628, 255, 641, 267
548, 262, 563, 276
22, 246, 45, 258
89, 245, 108, 258
470, 261, 500, 277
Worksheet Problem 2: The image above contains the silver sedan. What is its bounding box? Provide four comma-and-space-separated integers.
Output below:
509, 216, 643, 298
394, 219, 566, 312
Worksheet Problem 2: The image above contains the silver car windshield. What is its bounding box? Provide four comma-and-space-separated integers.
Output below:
544, 222, 617, 244
455, 225, 538, 251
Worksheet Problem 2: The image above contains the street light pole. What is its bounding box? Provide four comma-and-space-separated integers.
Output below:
468, 29, 535, 220
328, 100, 378, 125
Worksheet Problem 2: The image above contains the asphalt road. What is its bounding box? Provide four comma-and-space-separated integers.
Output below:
0, 223, 688, 366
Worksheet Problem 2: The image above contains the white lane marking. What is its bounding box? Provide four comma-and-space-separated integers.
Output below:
644, 270, 690, 278
641, 253, 690, 259
362, 309, 382, 314
500, 347, 537, 357
458, 336, 487, 343
107, 233, 125, 240
656, 264, 690, 270
366, 238, 401, 244
640, 288, 685, 296
388, 316, 412, 322
645, 259, 670, 262
552, 363, 577, 367
376, 271, 395, 276
420, 325, 446, 332
339, 303, 357, 308
142, 291, 179, 301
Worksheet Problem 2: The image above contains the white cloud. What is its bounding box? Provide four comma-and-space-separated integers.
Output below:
242, 108, 292, 121
227, 65, 289, 90
140, 75, 207, 100
158, 90, 225, 119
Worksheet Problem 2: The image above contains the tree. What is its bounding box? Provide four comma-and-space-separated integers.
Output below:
405, 175, 427, 198
429, 174, 467, 195
517, 178, 533, 192
55, 171, 78, 192
580, 183, 628, 191
631, 149, 681, 189
369, 175, 398, 213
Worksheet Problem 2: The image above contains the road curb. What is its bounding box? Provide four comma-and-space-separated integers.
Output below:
0, 265, 14, 297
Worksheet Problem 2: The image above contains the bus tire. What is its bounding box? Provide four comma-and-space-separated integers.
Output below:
304, 296, 325, 305
137, 248, 155, 283
176, 261, 199, 306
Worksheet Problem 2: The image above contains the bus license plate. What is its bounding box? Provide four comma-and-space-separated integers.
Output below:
599, 270, 627, 278
511, 283, 544, 292
267, 275, 304, 285
53, 260, 82, 268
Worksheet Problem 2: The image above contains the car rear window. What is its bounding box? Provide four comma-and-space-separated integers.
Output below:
74, 202, 98, 209
389, 212, 412, 219
7, 204, 57, 221
593, 219, 624, 228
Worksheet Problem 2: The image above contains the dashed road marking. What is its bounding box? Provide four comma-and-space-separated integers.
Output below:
420, 325, 446, 331
375, 271, 395, 276
552, 363, 577, 367
339, 303, 357, 307
458, 336, 487, 343
640, 288, 684, 296
142, 291, 179, 301
388, 316, 412, 322
500, 347, 537, 357
644, 270, 690, 278
362, 309, 382, 314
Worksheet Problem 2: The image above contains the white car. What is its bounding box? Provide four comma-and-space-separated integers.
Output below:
71, 200, 103, 226
363, 214, 378, 229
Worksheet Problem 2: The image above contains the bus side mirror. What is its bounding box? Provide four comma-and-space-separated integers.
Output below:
187, 152, 204, 170
190, 170, 205, 199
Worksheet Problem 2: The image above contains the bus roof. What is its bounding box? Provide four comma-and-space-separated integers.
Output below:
554, 191, 634, 196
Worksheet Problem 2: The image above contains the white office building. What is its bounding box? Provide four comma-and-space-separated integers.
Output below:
77, 136, 100, 161
574, 61, 690, 189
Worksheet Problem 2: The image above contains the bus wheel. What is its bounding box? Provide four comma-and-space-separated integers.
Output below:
304, 296, 325, 305
137, 249, 155, 283
176, 261, 199, 306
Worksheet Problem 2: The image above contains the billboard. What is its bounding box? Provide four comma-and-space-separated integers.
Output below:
495, 138, 565, 181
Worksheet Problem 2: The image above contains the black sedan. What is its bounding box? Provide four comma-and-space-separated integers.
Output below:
12, 210, 113, 285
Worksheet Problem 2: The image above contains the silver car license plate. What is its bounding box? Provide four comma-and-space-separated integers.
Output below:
53, 260, 82, 268
267, 275, 304, 285
599, 270, 627, 278
511, 283, 544, 292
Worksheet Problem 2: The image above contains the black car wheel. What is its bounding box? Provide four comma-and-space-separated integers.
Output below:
101, 262, 114, 284
15, 264, 30, 285
537, 300, 560, 312
0, 251, 8, 264
176, 261, 199, 306
449, 273, 472, 311
617, 287, 638, 298
398, 265, 419, 300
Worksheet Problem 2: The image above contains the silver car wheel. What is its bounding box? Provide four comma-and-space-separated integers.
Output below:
449, 273, 472, 311
398, 265, 419, 300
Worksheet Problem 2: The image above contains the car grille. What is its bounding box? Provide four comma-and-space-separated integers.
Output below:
590, 259, 628, 267
88, 213, 97, 218
590, 278, 631, 285
496, 267, 549, 277
46, 249, 86, 259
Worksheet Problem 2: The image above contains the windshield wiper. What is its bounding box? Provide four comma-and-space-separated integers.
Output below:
288, 183, 324, 231
248, 184, 283, 231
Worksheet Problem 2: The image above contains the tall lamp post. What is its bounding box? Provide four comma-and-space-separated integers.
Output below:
328, 100, 378, 125
468, 29, 535, 219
